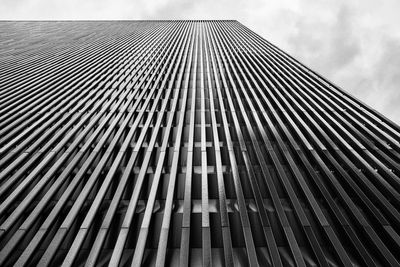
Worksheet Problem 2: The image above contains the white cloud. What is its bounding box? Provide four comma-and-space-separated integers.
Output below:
1, 0, 400, 123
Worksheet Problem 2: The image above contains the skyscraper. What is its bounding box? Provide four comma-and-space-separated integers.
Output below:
1, 20, 400, 266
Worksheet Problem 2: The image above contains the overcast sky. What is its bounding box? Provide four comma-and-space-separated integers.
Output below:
2, 0, 400, 124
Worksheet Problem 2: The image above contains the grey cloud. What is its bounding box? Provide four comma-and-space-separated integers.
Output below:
329, 7, 360, 70
359, 37, 400, 121
281, 2, 400, 124
286, 5, 360, 77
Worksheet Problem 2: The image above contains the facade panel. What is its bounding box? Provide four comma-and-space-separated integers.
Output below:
1, 20, 400, 266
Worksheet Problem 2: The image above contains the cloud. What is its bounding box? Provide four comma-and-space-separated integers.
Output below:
356, 37, 400, 122
286, 5, 360, 76
1, 0, 400, 123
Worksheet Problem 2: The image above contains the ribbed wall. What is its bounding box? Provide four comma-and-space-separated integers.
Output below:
1, 20, 400, 266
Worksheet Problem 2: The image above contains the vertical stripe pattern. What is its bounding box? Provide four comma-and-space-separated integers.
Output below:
1, 20, 400, 266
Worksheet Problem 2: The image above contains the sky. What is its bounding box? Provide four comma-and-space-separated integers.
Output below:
1, 0, 400, 124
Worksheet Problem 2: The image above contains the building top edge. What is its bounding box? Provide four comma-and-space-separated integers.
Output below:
0, 19, 239, 22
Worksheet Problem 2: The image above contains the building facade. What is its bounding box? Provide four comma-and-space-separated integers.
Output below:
1, 20, 400, 266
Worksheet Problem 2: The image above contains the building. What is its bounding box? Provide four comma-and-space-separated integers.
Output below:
1, 20, 400, 266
